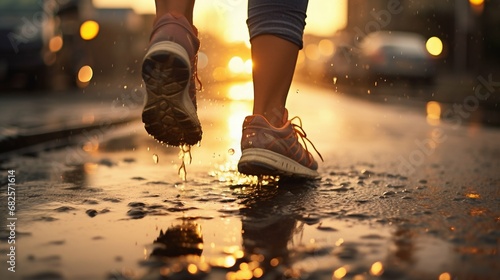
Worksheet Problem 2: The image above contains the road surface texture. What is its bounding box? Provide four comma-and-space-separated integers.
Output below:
1, 80, 499, 280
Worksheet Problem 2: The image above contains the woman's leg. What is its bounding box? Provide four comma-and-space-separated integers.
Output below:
247, 0, 309, 127
250, 35, 300, 127
238, 0, 321, 179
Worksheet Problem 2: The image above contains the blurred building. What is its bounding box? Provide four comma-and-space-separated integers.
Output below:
57, 0, 148, 87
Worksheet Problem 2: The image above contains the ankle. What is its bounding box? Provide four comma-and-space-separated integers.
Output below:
258, 109, 286, 128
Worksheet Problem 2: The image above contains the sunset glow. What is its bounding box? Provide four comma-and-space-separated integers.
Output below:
93, 0, 347, 42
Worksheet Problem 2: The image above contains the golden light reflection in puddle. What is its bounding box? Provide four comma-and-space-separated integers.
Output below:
187, 263, 198, 274
226, 98, 252, 164
333, 266, 347, 279
223, 255, 236, 268
369, 261, 384, 276
439, 272, 452, 280
465, 192, 480, 199
426, 101, 441, 125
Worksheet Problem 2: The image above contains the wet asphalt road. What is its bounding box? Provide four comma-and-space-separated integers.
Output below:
0, 80, 499, 280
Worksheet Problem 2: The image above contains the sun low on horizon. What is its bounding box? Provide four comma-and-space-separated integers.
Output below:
92, 0, 347, 42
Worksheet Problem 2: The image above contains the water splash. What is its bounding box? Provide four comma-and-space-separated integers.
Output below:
178, 145, 193, 182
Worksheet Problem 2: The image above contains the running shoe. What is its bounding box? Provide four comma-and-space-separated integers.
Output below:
238, 109, 323, 179
141, 13, 202, 146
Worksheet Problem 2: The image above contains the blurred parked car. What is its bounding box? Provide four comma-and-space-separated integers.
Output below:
328, 31, 436, 85
360, 31, 436, 83
0, 0, 60, 88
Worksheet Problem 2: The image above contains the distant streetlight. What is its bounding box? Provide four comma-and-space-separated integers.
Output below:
469, 0, 484, 6
426, 37, 444, 56
80, 20, 100, 41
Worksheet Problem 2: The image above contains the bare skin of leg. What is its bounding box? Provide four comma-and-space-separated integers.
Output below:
154, 2, 298, 128
251, 35, 300, 127
155, 0, 195, 24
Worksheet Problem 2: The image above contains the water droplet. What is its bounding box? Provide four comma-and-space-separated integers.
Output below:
367, 90, 371, 94
296, 89, 300, 94
228, 148, 235, 155
333, 77, 338, 84
153, 154, 159, 164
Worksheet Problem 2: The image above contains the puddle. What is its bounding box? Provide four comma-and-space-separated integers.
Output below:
0, 143, 464, 280
2, 198, 461, 280
1, 83, 499, 279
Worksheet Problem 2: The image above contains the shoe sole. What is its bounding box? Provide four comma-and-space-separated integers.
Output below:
238, 148, 320, 179
141, 41, 202, 146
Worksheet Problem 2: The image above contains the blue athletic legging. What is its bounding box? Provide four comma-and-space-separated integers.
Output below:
247, 0, 308, 49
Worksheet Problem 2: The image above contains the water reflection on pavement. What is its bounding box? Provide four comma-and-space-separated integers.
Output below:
0, 81, 499, 280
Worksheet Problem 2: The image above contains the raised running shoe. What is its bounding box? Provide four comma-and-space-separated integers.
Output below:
141, 13, 202, 146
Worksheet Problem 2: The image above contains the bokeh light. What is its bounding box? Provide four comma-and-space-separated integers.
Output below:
439, 272, 452, 280
78, 65, 93, 83
305, 44, 320, 60
197, 52, 209, 69
244, 59, 252, 74
370, 261, 384, 276
80, 20, 100, 40
333, 266, 347, 279
426, 101, 441, 120
469, 0, 484, 6
426, 36, 443, 56
228, 56, 245, 73
318, 39, 334, 57
49, 35, 63, 52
